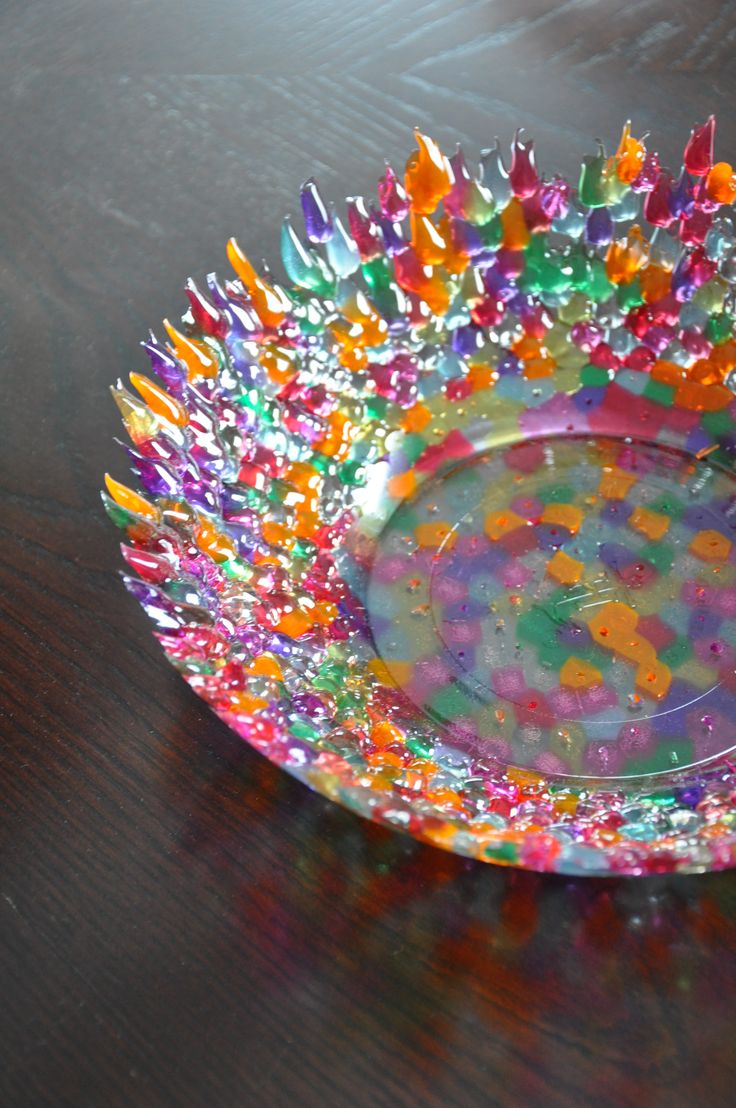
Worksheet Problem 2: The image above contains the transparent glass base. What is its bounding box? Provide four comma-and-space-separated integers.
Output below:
367, 436, 736, 779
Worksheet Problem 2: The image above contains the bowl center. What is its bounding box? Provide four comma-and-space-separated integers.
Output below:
366, 434, 736, 778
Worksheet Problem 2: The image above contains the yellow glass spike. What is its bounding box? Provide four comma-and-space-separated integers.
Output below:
110, 383, 159, 443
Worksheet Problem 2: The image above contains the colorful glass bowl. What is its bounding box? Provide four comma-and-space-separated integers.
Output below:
104, 121, 736, 874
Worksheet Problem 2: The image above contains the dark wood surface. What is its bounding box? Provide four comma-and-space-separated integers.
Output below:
3, 2, 736, 1105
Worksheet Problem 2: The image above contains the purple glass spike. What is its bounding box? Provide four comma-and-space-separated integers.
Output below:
585, 206, 614, 246
142, 335, 186, 396
377, 163, 409, 221
300, 178, 332, 244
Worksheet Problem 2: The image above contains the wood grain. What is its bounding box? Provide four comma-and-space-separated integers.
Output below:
2, 2, 736, 1105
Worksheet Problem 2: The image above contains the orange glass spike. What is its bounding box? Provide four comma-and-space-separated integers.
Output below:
615, 121, 646, 184
194, 519, 237, 563
606, 224, 648, 283
104, 473, 159, 520
163, 320, 219, 379
500, 197, 530, 250
249, 278, 289, 328
129, 372, 188, 426
639, 263, 672, 302
226, 237, 258, 287
438, 214, 469, 275
706, 162, 736, 205
246, 654, 284, 681
404, 131, 453, 215
261, 344, 297, 385
226, 237, 287, 327
417, 271, 450, 316
339, 289, 388, 346
410, 212, 447, 265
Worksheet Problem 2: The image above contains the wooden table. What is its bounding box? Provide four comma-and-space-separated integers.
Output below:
2, 2, 736, 1104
